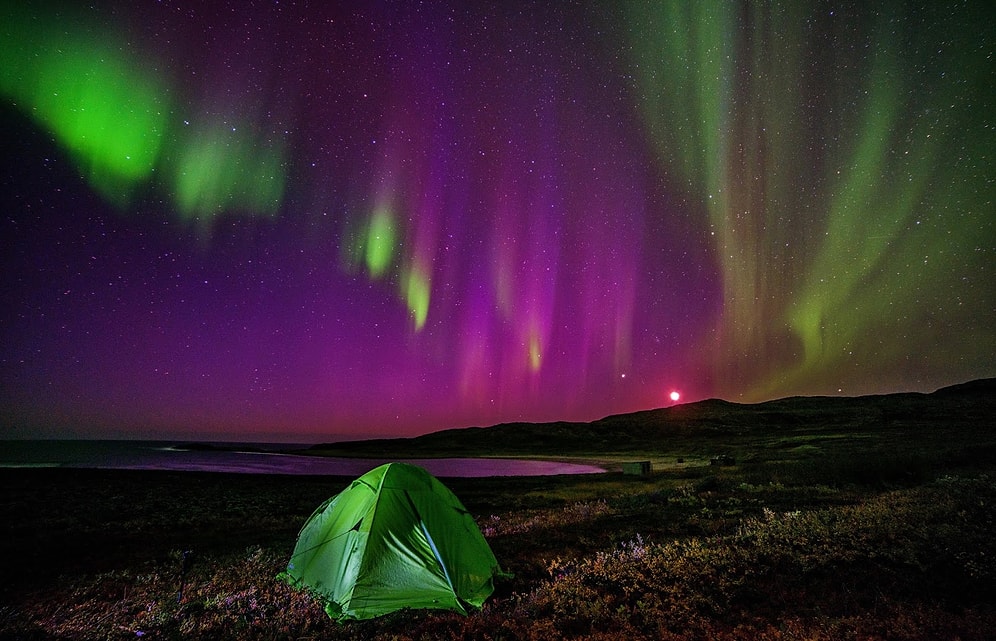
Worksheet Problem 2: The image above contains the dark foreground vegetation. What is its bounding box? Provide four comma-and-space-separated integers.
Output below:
2, 380, 995, 640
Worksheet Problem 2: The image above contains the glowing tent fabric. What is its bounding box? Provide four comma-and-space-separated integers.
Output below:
282, 463, 502, 621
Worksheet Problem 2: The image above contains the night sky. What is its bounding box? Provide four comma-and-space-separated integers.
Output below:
2, 1, 993, 442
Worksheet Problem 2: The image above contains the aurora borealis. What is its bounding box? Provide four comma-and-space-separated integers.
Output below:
2, 1, 993, 441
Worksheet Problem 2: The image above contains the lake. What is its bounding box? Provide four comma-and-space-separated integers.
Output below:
0, 440, 604, 477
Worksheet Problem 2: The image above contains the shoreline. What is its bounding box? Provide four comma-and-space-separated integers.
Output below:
4, 427, 995, 639
0, 440, 610, 477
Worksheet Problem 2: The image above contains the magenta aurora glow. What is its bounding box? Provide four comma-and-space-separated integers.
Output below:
2, 1, 993, 441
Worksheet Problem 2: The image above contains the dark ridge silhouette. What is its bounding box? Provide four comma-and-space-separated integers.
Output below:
305, 378, 995, 458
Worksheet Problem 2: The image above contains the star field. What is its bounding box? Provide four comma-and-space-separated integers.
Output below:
1, 1, 993, 441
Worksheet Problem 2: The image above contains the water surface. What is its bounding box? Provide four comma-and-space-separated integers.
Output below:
0, 440, 604, 477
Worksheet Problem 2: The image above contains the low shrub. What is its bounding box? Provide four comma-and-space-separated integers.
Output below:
4, 472, 995, 639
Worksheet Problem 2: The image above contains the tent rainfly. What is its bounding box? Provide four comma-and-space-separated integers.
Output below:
281, 462, 503, 621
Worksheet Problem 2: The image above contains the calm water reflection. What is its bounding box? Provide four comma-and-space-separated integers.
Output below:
1, 440, 604, 477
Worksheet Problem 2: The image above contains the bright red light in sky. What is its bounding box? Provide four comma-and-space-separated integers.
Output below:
1, 1, 992, 442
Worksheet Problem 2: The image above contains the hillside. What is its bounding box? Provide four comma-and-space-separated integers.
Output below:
4, 378, 995, 639
304, 378, 996, 462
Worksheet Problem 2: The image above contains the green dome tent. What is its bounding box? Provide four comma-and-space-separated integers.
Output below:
282, 462, 503, 621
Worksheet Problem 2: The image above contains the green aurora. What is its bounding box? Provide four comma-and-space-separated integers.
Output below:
1, 6, 285, 221
1, 1, 992, 438
624, 1, 994, 400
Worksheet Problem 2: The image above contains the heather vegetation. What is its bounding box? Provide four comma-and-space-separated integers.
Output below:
2, 384, 994, 639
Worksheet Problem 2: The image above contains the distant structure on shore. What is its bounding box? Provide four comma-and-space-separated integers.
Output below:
622, 461, 652, 476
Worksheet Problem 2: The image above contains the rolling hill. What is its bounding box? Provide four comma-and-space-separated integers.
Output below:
303, 378, 996, 462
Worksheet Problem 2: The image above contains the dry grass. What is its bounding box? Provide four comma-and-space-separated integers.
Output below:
3, 390, 995, 639
2, 464, 994, 640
